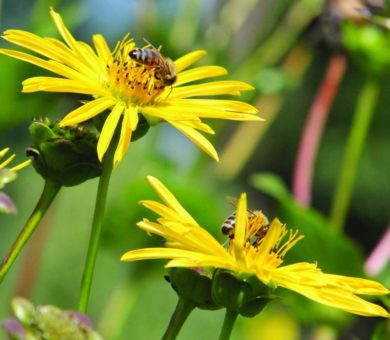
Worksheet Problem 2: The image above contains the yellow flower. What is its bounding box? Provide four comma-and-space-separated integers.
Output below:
121, 176, 390, 318
0, 8, 261, 168
0, 147, 30, 172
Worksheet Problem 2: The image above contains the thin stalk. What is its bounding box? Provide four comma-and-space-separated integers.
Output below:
78, 142, 115, 312
293, 54, 347, 206
330, 78, 380, 232
162, 298, 195, 340
218, 309, 238, 340
0, 179, 61, 284
14, 201, 55, 297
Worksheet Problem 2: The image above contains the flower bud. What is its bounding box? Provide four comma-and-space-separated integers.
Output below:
343, 21, 390, 76
167, 267, 220, 310
212, 269, 275, 317
27, 119, 101, 186
3, 297, 102, 339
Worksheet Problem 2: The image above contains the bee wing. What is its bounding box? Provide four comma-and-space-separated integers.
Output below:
226, 196, 239, 207
226, 195, 256, 216
142, 38, 163, 52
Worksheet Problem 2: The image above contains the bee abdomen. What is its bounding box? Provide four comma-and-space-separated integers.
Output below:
129, 48, 160, 66
221, 212, 236, 237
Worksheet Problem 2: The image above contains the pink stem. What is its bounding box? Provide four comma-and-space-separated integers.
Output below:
293, 54, 347, 206
365, 226, 390, 276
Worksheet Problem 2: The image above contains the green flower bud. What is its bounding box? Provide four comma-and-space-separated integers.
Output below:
11, 297, 35, 325
212, 269, 275, 317
5, 297, 103, 340
343, 22, 390, 76
27, 119, 101, 186
167, 267, 220, 310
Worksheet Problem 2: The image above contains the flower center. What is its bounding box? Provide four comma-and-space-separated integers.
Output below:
105, 37, 167, 106
247, 211, 270, 246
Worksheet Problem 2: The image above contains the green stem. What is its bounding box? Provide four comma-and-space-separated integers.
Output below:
330, 78, 380, 232
78, 145, 115, 312
0, 179, 61, 284
218, 309, 238, 340
162, 298, 195, 340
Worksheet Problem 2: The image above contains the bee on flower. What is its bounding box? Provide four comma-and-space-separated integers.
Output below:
0, 8, 261, 168
122, 176, 390, 318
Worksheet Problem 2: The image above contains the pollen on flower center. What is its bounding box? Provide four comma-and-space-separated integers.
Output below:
105, 37, 167, 106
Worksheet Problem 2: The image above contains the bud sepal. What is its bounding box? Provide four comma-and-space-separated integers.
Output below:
212, 269, 276, 317
28, 119, 101, 186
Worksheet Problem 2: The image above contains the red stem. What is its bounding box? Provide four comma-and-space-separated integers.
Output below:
292, 54, 347, 206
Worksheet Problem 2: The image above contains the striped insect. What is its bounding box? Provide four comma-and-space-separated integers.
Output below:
221, 196, 270, 245
129, 39, 177, 87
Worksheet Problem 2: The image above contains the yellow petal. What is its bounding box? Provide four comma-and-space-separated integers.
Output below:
1, 30, 83, 69
0, 153, 15, 168
126, 105, 139, 131
174, 50, 206, 73
92, 34, 112, 62
0, 148, 30, 171
321, 274, 390, 295
50, 8, 90, 65
282, 281, 389, 317
0, 49, 85, 80
169, 98, 259, 114
233, 193, 247, 256
113, 107, 132, 168
158, 102, 261, 121
170, 80, 254, 99
97, 103, 125, 161
50, 8, 78, 49
167, 122, 219, 161
175, 65, 227, 86
145, 176, 198, 225
255, 219, 286, 265
141, 105, 200, 122
140, 200, 189, 224
22, 77, 106, 96
60, 97, 116, 126
0, 148, 10, 158
167, 255, 236, 270
121, 248, 203, 262
179, 120, 215, 135
10, 159, 31, 172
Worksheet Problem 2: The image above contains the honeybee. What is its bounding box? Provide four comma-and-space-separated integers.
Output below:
221, 197, 270, 245
129, 39, 177, 87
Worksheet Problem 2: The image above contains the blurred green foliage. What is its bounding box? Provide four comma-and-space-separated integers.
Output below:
0, 0, 389, 339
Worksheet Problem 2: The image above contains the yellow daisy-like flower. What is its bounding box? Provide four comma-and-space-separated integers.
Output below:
0, 8, 261, 168
0, 148, 31, 172
121, 176, 390, 318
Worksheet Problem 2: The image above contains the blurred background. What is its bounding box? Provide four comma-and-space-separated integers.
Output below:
0, 0, 389, 339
